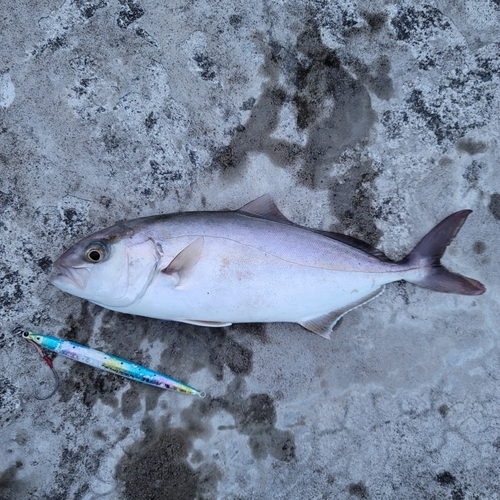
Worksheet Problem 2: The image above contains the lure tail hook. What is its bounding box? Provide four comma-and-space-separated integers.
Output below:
23, 331, 60, 400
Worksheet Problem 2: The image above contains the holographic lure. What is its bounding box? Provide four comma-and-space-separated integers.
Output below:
23, 332, 205, 398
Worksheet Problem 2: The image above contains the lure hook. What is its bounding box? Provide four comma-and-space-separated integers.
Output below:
23, 331, 60, 400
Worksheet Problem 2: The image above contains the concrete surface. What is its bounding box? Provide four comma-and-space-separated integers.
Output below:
1, 1, 499, 499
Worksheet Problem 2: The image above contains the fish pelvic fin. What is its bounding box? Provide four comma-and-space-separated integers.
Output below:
402, 210, 485, 295
181, 319, 232, 327
299, 287, 385, 338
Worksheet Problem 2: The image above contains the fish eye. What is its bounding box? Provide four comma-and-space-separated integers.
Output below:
84, 242, 109, 263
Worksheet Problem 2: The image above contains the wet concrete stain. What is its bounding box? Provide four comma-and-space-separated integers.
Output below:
488, 193, 500, 220
348, 481, 369, 498
438, 404, 449, 418
212, 377, 296, 462
212, 15, 379, 176
0, 462, 26, 500
41, 446, 104, 500
117, 377, 295, 499
212, 13, 383, 243
54, 303, 122, 408
51, 299, 265, 419
472, 241, 486, 255
436, 470, 455, 485
117, 418, 220, 500
37, 304, 271, 499
456, 137, 487, 155
294, 21, 378, 187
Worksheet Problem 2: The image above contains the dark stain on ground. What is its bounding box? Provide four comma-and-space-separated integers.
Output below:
157, 322, 264, 384
293, 18, 378, 191
436, 470, 456, 485
438, 404, 449, 418
211, 377, 296, 461
212, 13, 382, 243
0, 463, 27, 500
346, 55, 393, 101
339, 11, 389, 43
144, 111, 158, 132
117, 416, 220, 500
55, 300, 264, 414
117, 377, 295, 499
456, 137, 487, 155
493, 437, 500, 450
488, 193, 500, 220
329, 154, 382, 244
472, 241, 486, 255
452, 487, 465, 500
54, 303, 122, 408
212, 15, 378, 178
348, 481, 369, 498
39, 445, 104, 500
149, 160, 183, 191
362, 11, 387, 33
36, 255, 53, 273
0, 266, 24, 311
435, 472, 467, 500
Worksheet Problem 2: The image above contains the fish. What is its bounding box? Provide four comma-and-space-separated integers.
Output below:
50, 195, 485, 339
23, 332, 205, 397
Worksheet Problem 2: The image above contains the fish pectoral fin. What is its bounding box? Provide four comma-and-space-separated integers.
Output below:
181, 319, 232, 327
237, 194, 291, 224
162, 237, 204, 287
299, 287, 385, 339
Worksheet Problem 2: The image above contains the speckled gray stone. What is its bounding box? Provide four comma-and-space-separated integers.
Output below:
1, 1, 499, 499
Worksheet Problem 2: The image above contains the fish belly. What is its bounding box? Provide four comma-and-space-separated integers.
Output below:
114, 235, 400, 324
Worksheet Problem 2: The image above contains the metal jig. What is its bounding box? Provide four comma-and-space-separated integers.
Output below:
22, 331, 206, 398
23, 331, 60, 400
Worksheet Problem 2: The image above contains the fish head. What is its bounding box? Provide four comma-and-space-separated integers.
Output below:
50, 222, 161, 308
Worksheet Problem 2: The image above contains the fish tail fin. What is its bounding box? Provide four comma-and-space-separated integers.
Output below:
402, 210, 485, 295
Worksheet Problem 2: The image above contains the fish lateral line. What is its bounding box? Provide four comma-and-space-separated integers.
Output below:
23, 331, 205, 398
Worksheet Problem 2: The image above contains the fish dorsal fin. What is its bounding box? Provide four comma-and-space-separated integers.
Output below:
237, 194, 291, 223
313, 229, 392, 262
299, 287, 385, 338
239, 195, 390, 262
162, 237, 204, 287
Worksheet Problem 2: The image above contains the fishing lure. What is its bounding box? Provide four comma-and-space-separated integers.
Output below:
23, 332, 205, 398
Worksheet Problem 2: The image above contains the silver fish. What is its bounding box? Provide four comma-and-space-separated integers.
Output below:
51, 195, 485, 338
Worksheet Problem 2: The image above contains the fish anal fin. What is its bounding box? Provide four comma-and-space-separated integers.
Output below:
182, 319, 232, 327
299, 311, 340, 339
162, 237, 204, 287
237, 194, 291, 224
299, 287, 385, 338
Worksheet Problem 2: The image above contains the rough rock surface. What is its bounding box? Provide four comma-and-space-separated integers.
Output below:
1, 1, 499, 499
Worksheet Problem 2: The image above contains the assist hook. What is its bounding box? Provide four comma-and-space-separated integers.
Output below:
23, 331, 60, 400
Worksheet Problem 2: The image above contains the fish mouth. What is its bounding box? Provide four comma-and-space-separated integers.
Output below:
50, 263, 90, 290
